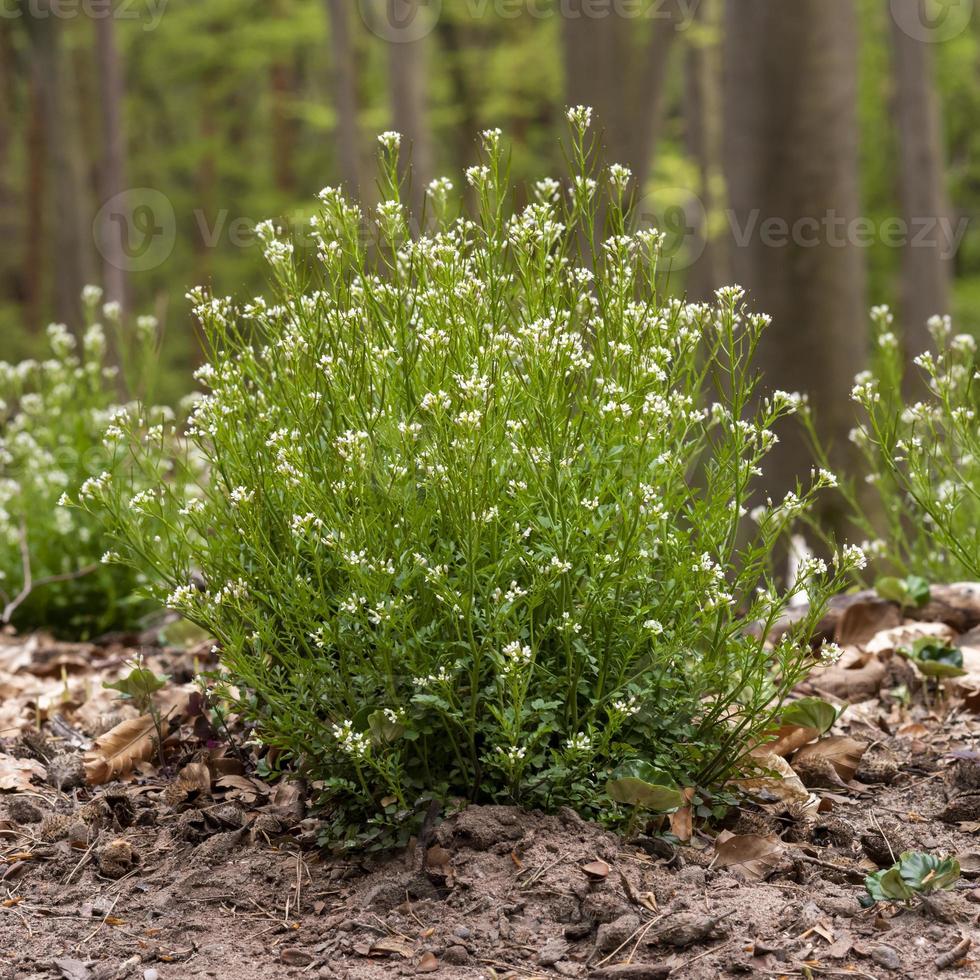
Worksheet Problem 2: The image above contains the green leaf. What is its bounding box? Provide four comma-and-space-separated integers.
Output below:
104, 666, 168, 701
896, 851, 961, 893
904, 639, 966, 678
875, 575, 931, 608
606, 760, 684, 812
904, 576, 932, 607
779, 697, 839, 735
864, 851, 961, 905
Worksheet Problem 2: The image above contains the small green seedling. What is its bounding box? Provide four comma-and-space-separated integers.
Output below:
900, 637, 966, 679
862, 851, 960, 907
875, 575, 931, 609
104, 661, 169, 712
104, 656, 170, 765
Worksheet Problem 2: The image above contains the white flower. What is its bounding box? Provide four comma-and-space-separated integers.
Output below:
377, 130, 402, 151
229, 486, 254, 506
566, 105, 593, 130
332, 720, 370, 759
818, 642, 843, 666
565, 733, 593, 753
834, 543, 868, 571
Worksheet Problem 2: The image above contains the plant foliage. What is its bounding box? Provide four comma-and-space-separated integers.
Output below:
83, 114, 863, 843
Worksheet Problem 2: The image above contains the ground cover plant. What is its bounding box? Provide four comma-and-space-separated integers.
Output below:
0, 290, 164, 637
79, 112, 868, 846
811, 306, 980, 583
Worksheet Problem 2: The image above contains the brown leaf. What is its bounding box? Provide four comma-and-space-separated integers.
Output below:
215, 774, 268, 803
418, 952, 440, 973
793, 735, 867, 783
766, 723, 822, 758
83, 715, 158, 785
0, 753, 45, 791
669, 805, 693, 842
581, 859, 610, 880
835, 601, 902, 646
370, 936, 414, 958
712, 833, 784, 880
734, 750, 812, 806
176, 762, 211, 799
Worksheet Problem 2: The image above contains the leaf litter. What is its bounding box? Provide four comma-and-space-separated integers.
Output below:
0, 592, 979, 979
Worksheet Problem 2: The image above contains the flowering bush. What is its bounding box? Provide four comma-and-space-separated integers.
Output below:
827, 306, 979, 581
87, 113, 861, 843
0, 289, 162, 635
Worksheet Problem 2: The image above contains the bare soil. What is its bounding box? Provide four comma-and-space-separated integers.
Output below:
1, 610, 980, 980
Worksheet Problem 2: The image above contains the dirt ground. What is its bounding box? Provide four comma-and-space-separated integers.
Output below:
2, 591, 980, 980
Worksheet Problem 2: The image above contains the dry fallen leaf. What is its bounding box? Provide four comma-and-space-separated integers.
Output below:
0, 753, 46, 791
581, 859, 611, 880
734, 750, 811, 806
712, 832, 784, 880
175, 761, 211, 799
370, 936, 414, 958
83, 714, 158, 785
418, 952, 440, 972
215, 774, 268, 803
835, 601, 902, 647
766, 723, 822, 758
793, 735, 867, 783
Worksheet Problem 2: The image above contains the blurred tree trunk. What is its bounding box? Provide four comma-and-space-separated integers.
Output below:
25, 1, 92, 327
684, 0, 728, 300
890, 0, 952, 367
0, 19, 24, 317
723, 0, 866, 529
94, 10, 128, 312
562, 0, 683, 191
436, 15, 479, 197
270, 61, 298, 193
386, 11, 432, 219
325, 0, 362, 197
24, 61, 45, 331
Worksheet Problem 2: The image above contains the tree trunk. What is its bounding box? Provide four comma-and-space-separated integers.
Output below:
270, 61, 298, 193
94, 9, 128, 312
562, 0, 682, 191
889, 0, 952, 366
325, 0, 363, 197
25, 1, 92, 327
386, 7, 433, 218
723, 0, 867, 528
684, 0, 728, 300
24, 62, 45, 331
